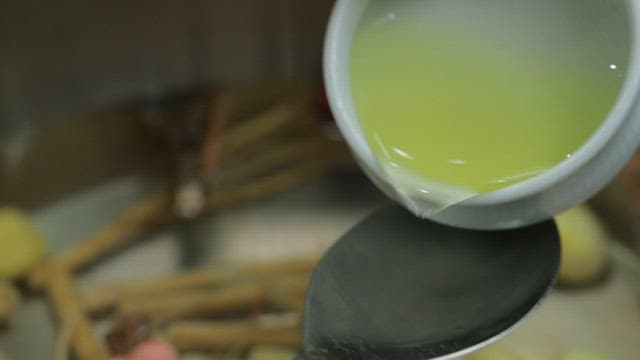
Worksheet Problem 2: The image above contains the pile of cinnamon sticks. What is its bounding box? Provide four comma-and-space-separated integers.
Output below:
27, 84, 352, 359
93, 257, 316, 357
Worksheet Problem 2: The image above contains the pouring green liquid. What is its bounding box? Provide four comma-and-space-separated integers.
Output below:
351, 0, 627, 211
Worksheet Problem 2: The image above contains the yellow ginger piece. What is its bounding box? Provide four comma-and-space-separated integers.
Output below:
555, 206, 609, 286
0, 207, 46, 279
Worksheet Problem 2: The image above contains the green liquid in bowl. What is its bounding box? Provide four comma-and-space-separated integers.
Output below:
350, 0, 628, 211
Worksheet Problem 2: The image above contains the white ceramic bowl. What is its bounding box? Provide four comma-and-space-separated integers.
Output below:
324, 0, 640, 230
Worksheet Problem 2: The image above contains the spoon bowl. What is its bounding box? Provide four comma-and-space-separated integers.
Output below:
300, 205, 560, 359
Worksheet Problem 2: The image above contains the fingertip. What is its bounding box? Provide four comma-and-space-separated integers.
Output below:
126, 340, 178, 360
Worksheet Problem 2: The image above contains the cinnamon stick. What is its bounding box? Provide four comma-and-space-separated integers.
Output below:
45, 266, 108, 360
28, 191, 170, 288
202, 157, 334, 215
222, 102, 298, 154
200, 92, 230, 175
30, 104, 339, 290
117, 284, 265, 320
83, 268, 228, 316
218, 137, 336, 184
240, 258, 319, 277
263, 275, 310, 312
82, 257, 317, 316
168, 321, 302, 351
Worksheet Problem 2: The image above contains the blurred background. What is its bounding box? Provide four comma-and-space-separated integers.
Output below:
0, 0, 329, 121
0, 0, 333, 207
0, 1, 639, 359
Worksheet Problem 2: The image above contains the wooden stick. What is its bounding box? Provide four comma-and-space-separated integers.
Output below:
168, 321, 302, 351
111, 279, 308, 323
240, 258, 318, 277
202, 157, 334, 215
114, 274, 311, 320
29, 100, 336, 288
31, 153, 332, 290
28, 192, 170, 289
264, 275, 310, 312
59, 191, 169, 270
45, 266, 108, 360
82, 268, 229, 316
222, 102, 298, 154
117, 284, 265, 320
200, 92, 230, 175
82, 257, 317, 316
218, 137, 335, 184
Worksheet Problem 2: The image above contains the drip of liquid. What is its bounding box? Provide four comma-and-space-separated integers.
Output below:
350, 0, 627, 215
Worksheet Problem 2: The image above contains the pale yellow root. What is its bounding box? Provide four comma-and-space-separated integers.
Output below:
555, 206, 610, 286
0, 208, 46, 279
0, 280, 20, 322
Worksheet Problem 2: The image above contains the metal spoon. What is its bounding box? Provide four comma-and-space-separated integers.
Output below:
299, 205, 560, 359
